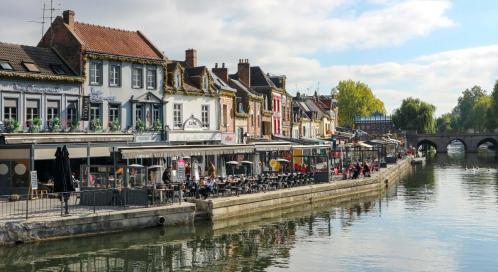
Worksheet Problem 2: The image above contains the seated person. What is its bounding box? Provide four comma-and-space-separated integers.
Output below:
200, 177, 216, 199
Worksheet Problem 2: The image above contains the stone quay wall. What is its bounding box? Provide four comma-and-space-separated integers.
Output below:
0, 203, 195, 245
192, 158, 412, 221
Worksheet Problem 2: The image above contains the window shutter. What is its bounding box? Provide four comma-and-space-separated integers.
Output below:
47, 100, 59, 108
99, 63, 103, 85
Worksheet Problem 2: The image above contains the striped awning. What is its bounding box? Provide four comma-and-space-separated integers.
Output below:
119, 144, 255, 159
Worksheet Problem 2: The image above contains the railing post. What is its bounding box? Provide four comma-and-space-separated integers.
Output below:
25, 194, 29, 220
93, 190, 96, 213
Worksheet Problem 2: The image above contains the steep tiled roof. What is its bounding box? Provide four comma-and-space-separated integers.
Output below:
210, 71, 236, 92
250, 66, 275, 88
0, 42, 75, 76
228, 75, 261, 97
73, 22, 164, 60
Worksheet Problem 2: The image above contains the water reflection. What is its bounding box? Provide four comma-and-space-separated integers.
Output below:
1, 153, 498, 271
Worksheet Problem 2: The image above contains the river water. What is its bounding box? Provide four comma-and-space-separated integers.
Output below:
1, 152, 497, 272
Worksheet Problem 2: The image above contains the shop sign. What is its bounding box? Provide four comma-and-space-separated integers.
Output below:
134, 132, 162, 143
81, 96, 90, 121
168, 132, 221, 142
177, 159, 185, 182
90, 88, 117, 103
183, 115, 203, 131
6, 82, 65, 93
30, 171, 38, 190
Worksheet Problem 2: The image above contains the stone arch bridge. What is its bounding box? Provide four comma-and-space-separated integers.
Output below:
406, 133, 498, 153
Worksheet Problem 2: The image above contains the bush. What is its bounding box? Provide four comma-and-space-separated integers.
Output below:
4, 119, 20, 133
48, 117, 61, 132
110, 119, 121, 132
70, 119, 80, 132
136, 119, 145, 132
90, 118, 102, 132
153, 119, 163, 131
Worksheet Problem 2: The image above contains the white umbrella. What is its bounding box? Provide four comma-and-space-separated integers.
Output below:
239, 161, 253, 164
276, 158, 289, 163
226, 161, 238, 175
129, 164, 144, 168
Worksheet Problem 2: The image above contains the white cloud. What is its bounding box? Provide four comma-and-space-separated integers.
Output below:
0, 0, 469, 115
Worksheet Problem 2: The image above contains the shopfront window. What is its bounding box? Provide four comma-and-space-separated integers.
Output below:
47, 100, 60, 121
3, 98, 17, 120
109, 104, 120, 123
67, 101, 78, 125
26, 99, 39, 121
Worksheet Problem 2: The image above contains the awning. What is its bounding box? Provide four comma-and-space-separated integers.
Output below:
291, 145, 331, 150
34, 146, 111, 160
119, 144, 255, 159
254, 142, 292, 151
1, 133, 134, 144
356, 142, 373, 149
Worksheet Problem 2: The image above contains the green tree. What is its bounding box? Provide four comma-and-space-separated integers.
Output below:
392, 97, 436, 134
487, 81, 498, 130
469, 95, 492, 132
335, 80, 385, 128
453, 85, 487, 131
436, 113, 454, 133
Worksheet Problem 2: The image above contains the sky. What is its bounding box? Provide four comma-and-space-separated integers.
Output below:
2, 0, 498, 115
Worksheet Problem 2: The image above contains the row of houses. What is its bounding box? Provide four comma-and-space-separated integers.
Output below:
0, 10, 338, 144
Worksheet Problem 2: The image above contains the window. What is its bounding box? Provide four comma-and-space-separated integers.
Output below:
173, 104, 182, 129
132, 65, 143, 88
146, 67, 157, 89
0, 60, 13, 70
153, 105, 161, 122
89, 61, 103, 85
90, 103, 101, 121
175, 71, 182, 89
3, 98, 17, 120
47, 100, 60, 121
50, 64, 66, 75
67, 101, 78, 125
202, 76, 208, 91
201, 105, 209, 128
109, 104, 120, 123
26, 100, 39, 121
222, 104, 228, 127
109, 63, 121, 87
23, 62, 40, 72
135, 105, 144, 122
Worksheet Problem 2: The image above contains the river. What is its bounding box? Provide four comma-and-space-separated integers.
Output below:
1, 152, 497, 272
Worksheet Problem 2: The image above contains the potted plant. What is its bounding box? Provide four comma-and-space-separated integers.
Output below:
4, 119, 20, 133
136, 119, 145, 133
90, 118, 102, 132
48, 117, 61, 132
110, 119, 121, 132
28, 117, 41, 133
153, 119, 163, 132
70, 119, 80, 132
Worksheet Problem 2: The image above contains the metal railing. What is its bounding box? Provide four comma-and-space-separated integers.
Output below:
0, 188, 180, 221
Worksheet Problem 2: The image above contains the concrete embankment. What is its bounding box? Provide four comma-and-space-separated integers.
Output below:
0, 203, 195, 246
192, 158, 412, 221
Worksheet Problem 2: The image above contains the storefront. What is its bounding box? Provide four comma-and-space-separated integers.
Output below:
0, 133, 133, 195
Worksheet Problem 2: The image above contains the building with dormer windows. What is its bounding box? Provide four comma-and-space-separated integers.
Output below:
164, 49, 221, 144
38, 10, 166, 139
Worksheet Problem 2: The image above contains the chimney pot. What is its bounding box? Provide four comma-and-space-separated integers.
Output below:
215, 63, 218, 68
222, 63, 225, 68
63, 10, 75, 29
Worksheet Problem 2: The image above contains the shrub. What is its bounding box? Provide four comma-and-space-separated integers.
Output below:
4, 119, 20, 133
90, 118, 102, 132
48, 117, 61, 132
136, 119, 145, 132
153, 119, 163, 131
110, 119, 121, 132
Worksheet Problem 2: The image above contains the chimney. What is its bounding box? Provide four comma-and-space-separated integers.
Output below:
185, 49, 197, 68
63, 10, 75, 29
212, 62, 228, 83
237, 59, 251, 87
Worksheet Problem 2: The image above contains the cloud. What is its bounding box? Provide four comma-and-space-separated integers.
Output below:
0, 0, 462, 114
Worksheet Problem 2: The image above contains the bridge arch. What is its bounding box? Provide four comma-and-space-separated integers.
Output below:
476, 138, 497, 150
417, 139, 438, 152
447, 138, 467, 152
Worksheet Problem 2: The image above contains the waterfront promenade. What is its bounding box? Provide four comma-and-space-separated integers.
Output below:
0, 158, 412, 245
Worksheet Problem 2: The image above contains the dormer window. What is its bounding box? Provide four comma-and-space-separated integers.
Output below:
23, 62, 40, 73
0, 60, 13, 70
50, 64, 66, 75
202, 75, 209, 91
175, 70, 182, 89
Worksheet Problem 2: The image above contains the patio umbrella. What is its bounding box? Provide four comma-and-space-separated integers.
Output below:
54, 145, 74, 215
226, 161, 239, 175
276, 158, 289, 163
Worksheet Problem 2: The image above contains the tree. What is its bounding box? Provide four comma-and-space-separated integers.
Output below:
436, 113, 454, 133
487, 81, 498, 130
392, 97, 436, 134
453, 85, 487, 131
469, 95, 492, 132
335, 80, 385, 128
